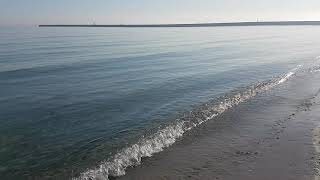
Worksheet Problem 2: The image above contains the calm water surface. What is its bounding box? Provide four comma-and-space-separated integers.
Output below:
0, 26, 320, 179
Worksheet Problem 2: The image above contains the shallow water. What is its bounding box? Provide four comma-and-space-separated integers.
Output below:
0, 26, 320, 179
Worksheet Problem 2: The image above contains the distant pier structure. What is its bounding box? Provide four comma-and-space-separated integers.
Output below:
39, 21, 320, 28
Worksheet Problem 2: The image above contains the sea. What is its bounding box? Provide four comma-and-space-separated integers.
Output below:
1, 26, 320, 180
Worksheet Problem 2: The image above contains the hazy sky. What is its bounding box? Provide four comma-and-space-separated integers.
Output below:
1, 0, 320, 25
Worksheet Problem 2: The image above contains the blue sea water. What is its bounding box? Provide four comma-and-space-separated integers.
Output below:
0, 26, 320, 179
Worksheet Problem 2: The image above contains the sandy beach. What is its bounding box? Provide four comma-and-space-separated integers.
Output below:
115, 69, 320, 180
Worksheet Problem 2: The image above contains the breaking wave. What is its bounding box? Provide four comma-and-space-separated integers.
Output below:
308, 57, 320, 73
73, 66, 301, 180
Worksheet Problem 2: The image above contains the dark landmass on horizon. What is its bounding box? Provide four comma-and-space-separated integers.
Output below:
39, 21, 320, 27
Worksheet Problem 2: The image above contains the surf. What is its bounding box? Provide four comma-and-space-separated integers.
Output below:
73, 65, 303, 180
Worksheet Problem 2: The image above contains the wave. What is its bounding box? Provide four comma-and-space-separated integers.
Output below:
73, 66, 301, 180
308, 57, 320, 73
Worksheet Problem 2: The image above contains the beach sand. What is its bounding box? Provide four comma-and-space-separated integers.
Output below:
116, 71, 320, 180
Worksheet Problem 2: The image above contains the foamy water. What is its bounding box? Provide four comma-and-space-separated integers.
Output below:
74, 66, 301, 180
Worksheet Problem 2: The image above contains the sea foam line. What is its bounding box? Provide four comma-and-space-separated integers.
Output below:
73, 66, 300, 180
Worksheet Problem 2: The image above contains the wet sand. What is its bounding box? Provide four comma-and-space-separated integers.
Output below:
116, 71, 320, 180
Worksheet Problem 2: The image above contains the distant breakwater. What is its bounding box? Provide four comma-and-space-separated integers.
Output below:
39, 21, 320, 28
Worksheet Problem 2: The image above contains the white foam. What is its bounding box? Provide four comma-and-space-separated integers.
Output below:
278, 65, 302, 84
73, 122, 185, 180
278, 71, 294, 84
73, 66, 301, 180
308, 57, 320, 73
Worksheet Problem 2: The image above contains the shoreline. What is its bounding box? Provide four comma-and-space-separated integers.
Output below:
114, 69, 320, 180
74, 68, 301, 180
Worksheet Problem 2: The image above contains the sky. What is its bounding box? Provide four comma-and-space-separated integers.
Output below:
1, 0, 320, 26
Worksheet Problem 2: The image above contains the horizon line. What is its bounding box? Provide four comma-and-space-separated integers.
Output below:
39, 20, 320, 28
